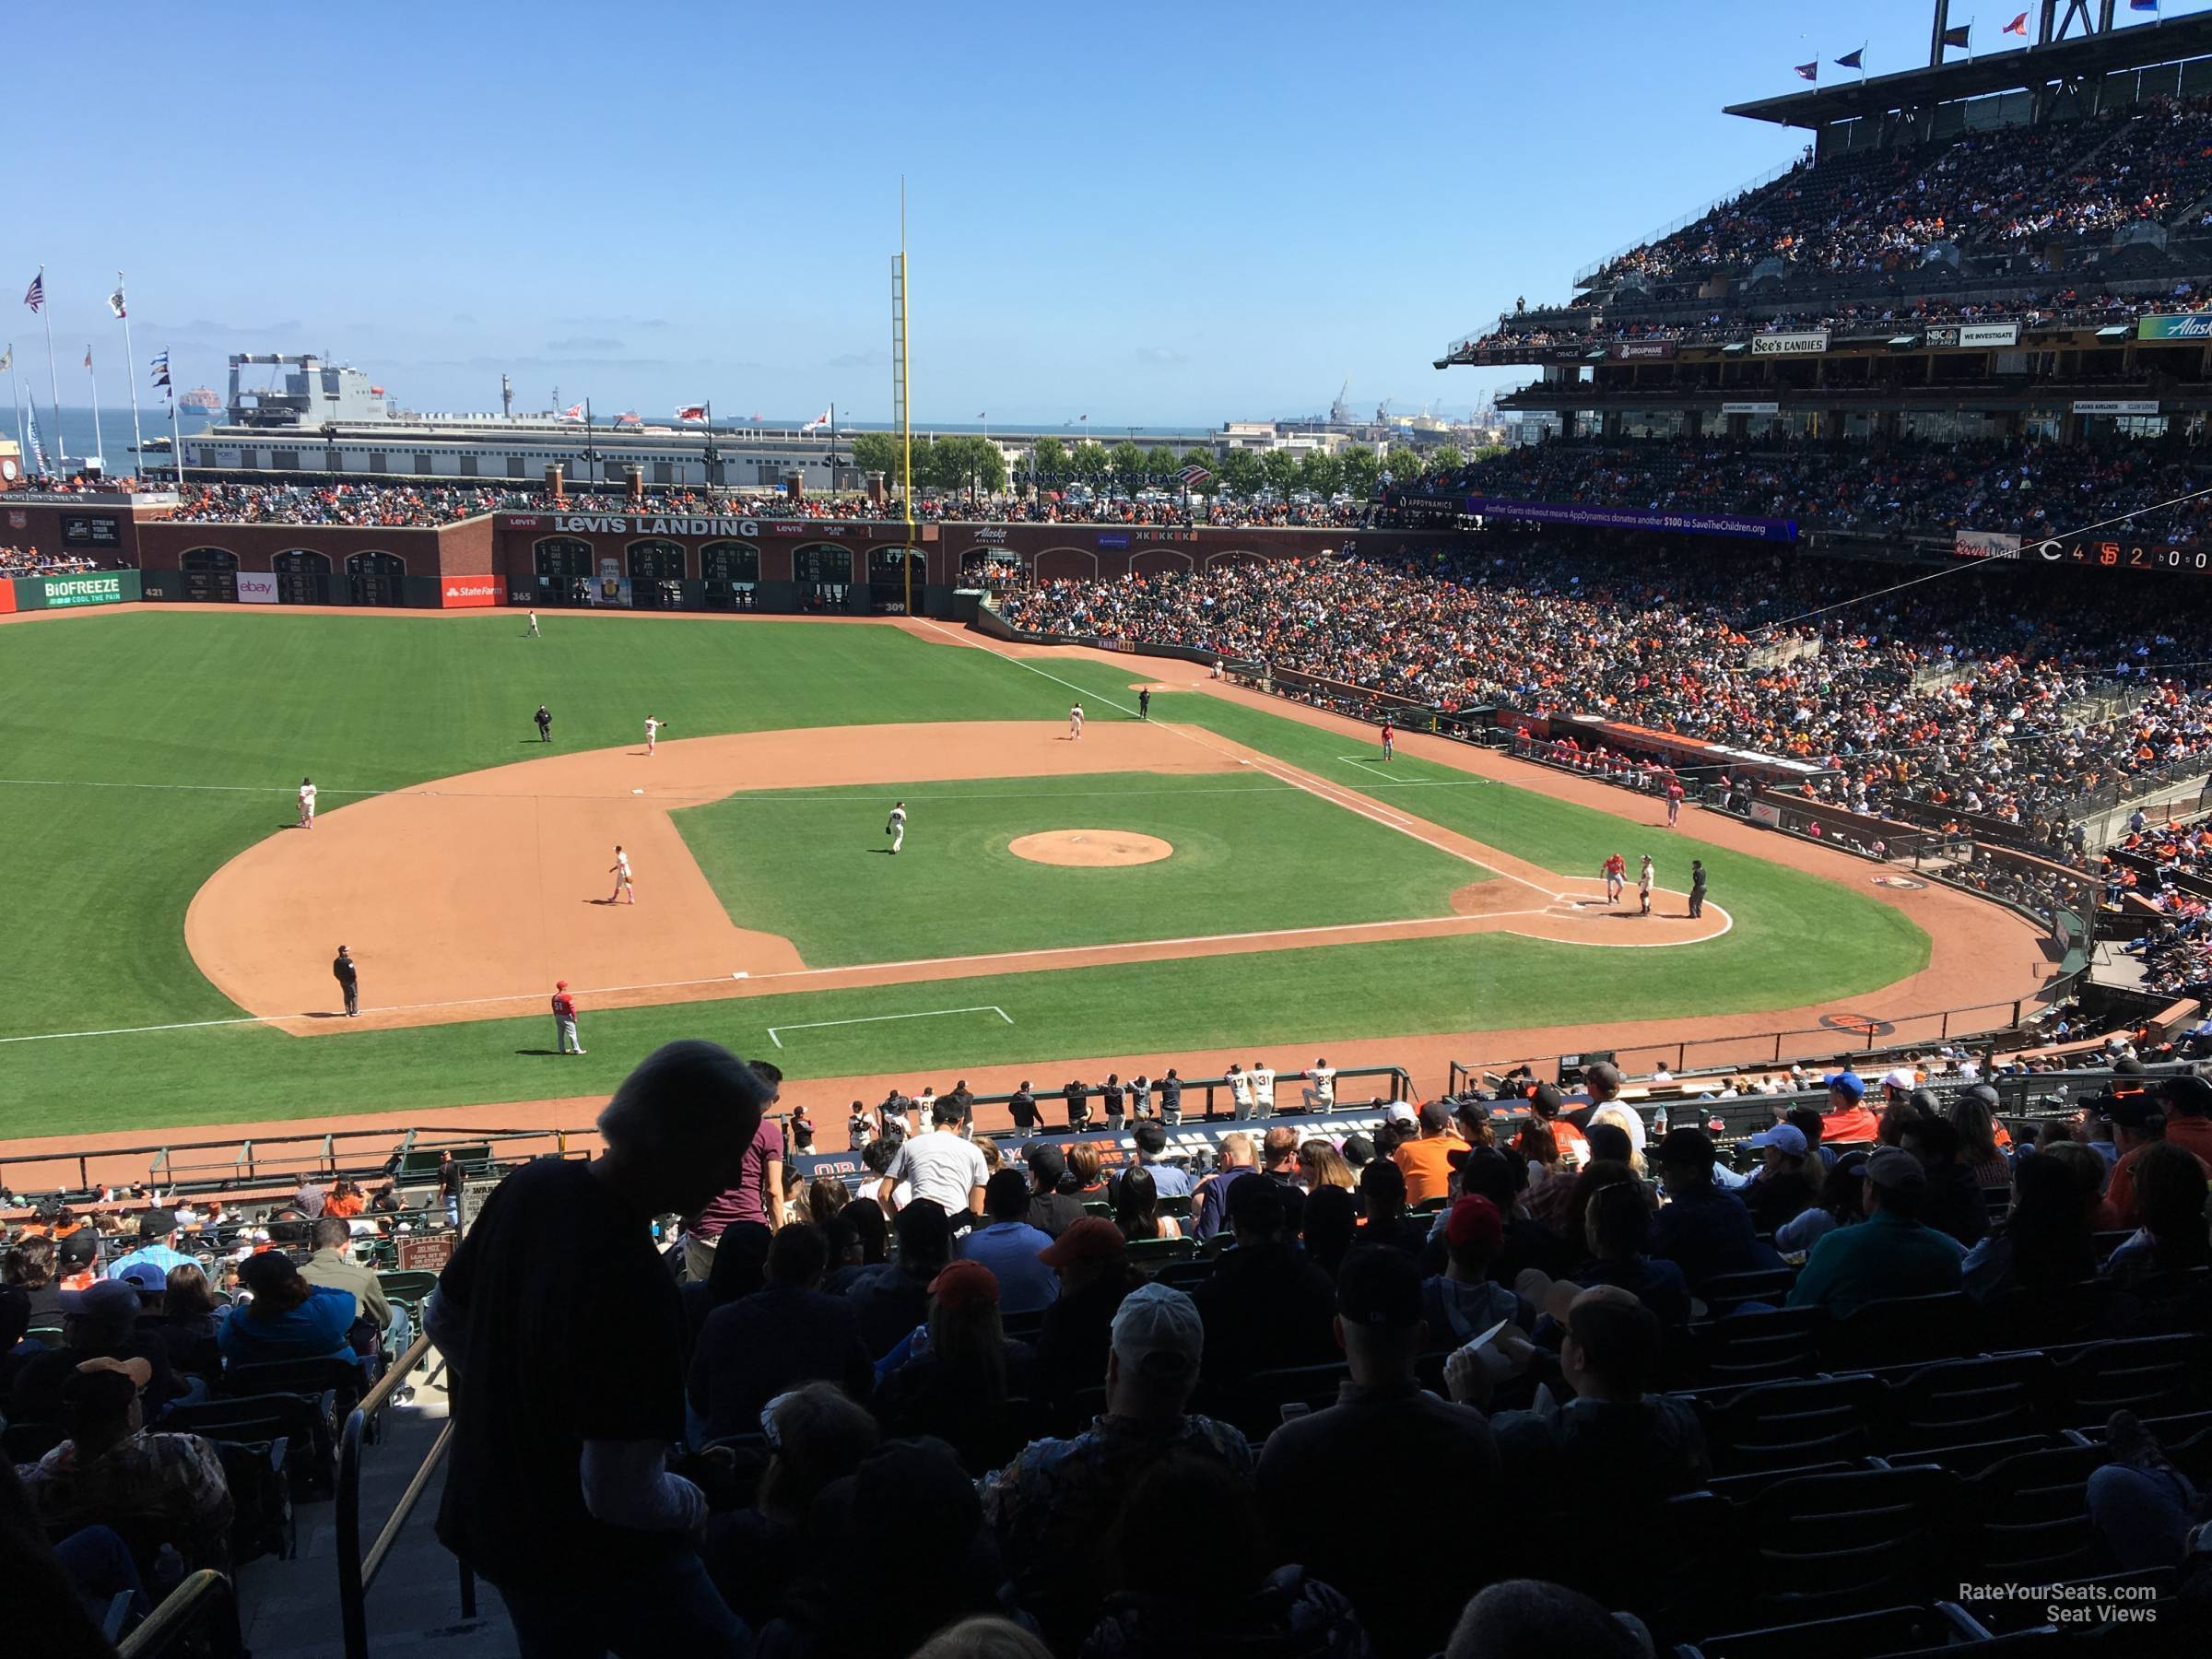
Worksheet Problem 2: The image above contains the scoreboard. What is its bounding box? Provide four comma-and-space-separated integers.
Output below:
2036, 538, 2210, 575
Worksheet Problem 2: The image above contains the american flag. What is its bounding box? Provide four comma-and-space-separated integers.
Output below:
1179, 464, 1212, 486
23, 271, 43, 312
675, 403, 707, 422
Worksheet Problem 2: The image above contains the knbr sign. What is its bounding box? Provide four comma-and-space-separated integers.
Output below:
441, 575, 500, 608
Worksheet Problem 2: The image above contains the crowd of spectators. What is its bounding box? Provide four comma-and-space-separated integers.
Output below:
1418, 437, 2212, 547
1596, 96, 2212, 289
1001, 537, 2212, 835
169, 481, 516, 527
0, 545, 110, 575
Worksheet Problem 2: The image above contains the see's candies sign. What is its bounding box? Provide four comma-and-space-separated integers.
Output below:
441, 576, 500, 609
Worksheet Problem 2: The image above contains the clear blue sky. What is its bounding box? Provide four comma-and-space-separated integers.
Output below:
12, 0, 2205, 426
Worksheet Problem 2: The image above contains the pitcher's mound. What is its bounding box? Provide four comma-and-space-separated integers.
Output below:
1010, 830, 1173, 867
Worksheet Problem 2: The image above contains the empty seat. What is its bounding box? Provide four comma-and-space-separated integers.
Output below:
1689, 1602, 1984, 1659
1702, 1375, 1888, 1476
1879, 1433, 2053, 1477
2053, 1334, 2210, 1425
1698, 1267, 1797, 1317
1675, 1308, 1825, 1389
1882, 1352, 2055, 1452
1816, 1293, 1981, 1371
1982, 1277, 2113, 1349
1960, 1444, 2108, 1583
1735, 1467, 1962, 1622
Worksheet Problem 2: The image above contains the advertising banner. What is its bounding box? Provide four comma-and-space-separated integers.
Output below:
1749, 330, 1830, 356
235, 571, 280, 603
1097, 533, 1131, 548
2072, 399, 2159, 416
0, 581, 15, 615
1954, 529, 2022, 560
1720, 401, 1780, 416
1749, 802, 1784, 829
19, 570, 137, 609
1608, 341, 1677, 360
1959, 323, 2020, 347
1463, 496, 1797, 543
440, 575, 500, 608
2136, 313, 2212, 341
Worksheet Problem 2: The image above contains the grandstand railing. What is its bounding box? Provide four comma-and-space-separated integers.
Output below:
336, 1334, 470, 1659
0, 1124, 574, 1211
117, 1569, 243, 1659
1444, 975, 2093, 1096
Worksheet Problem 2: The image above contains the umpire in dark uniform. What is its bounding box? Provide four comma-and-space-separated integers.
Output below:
333, 945, 359, 1018
535, 704, 552, 742
1688, 860, 1708, 920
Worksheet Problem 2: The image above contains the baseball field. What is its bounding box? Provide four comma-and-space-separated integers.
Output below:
0, 606, 2054, 1144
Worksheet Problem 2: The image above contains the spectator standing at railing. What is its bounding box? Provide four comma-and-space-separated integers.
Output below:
427, 1041, 775, 1659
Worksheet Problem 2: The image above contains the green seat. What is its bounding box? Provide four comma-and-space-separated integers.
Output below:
1125, 1235, 1194, 1265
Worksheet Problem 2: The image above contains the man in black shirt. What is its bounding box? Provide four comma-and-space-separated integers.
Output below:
1023, 1146, 1087, 1238
1007, 1080, 1038, 1133
428, 1040, 775, 1658
1063, 1077, 1091, 1131
688, 1223, 872, 1441
332, 945, 359, 1018
1189, 1177, 1335, 1386
1158, 1068, 1182, 1126
535, 704, 552, 743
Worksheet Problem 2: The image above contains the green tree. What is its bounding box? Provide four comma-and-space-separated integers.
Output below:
962, 435, 1008, 495
1148, 445, 1182, 484
1216, 447, 1264, 498
1069, 441, 1110, 484
849, 430, 901, 481
1298, 450, 1345, 498
1107, 440, 1147, 488
1029, 435, 1066, 484
1384, 442, 1426, 484
1428, 443, 1465, 474
1338, 445, 1382, 500
1261, 448, 1300, 498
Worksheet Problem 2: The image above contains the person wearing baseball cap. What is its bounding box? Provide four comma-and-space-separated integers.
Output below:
1190, 1177, 1337, 1384
1787, 1145, 1964, 1317
1392, 1100, 1462, 1207
7, 1277, 187, 1429
11, 1354, 234, 1564
1820, 1066, 1881, 1144
551, 980, 583, 1055
1646, 1127, 1771, 1290
875, 1260, 1025, 1472
2103, 1080, 2212, 1228
104, 1208, 190, 1285
1423, 1195, 1529, 1345
1738, 1122, 1822, 1236
982, 1282, 1251, 1647
1030, 1218, 1136, 1407
1258, 1247, 1500, 1658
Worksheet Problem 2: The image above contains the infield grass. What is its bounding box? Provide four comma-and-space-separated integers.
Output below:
0, 611, 1930, 1136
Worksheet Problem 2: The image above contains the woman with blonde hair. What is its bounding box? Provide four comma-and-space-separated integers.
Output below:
1587, 1103, 1647, 1173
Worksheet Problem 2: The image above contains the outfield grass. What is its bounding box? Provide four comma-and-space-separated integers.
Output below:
0, 613, 1930, 1136
675, 770, 1488, 964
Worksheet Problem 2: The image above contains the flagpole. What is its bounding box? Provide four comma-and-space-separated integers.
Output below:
86, 347, 104, 477
6, 351, 21, 466
116, 274, 145, 478
37, 266, 63, 474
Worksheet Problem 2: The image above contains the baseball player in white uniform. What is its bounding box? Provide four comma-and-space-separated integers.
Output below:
527, 609, 540, 638
608, 845, 636, 904
886, 800, 907, 854
1638, 854, 1655, 916
1068, 702, 1085, 740
297, 777, 317, 830
1228, 1065, 1255, 1119
644, 716, 666, 756
1252, 1061, 1276, 1117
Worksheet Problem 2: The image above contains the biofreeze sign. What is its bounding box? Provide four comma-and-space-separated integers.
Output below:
36, 573, 130, 607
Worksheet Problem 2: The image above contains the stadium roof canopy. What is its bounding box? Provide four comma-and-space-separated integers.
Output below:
1724, 12, 2212, 131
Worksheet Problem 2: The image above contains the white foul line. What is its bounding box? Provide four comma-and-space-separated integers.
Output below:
767, 1005, 1015, 1049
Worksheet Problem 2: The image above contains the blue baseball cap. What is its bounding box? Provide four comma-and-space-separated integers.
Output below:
115, 1262, 169, 1294
1824, 1071, 1865, 1103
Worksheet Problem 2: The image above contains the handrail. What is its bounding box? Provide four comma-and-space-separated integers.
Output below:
336, 1335, 473, 1659
117, 1569, 241, 1659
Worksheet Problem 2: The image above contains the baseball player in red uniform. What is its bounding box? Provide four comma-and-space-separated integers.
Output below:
1602, 853, 1627, 906
1666, 778, 1684, 827
1380, 721, 1394, 760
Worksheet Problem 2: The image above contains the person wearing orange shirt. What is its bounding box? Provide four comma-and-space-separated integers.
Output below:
1391, 1100, 1463, 1207
2103, 1078, 2212, 1226
1819, 1070, 1881, 1144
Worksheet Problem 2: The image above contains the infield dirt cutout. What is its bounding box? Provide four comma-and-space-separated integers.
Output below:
182, 712, 1736, 1034
1009, 830, 1174, 867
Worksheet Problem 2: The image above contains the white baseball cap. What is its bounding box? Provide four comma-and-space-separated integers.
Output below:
1110, 1283, 1204, 1381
